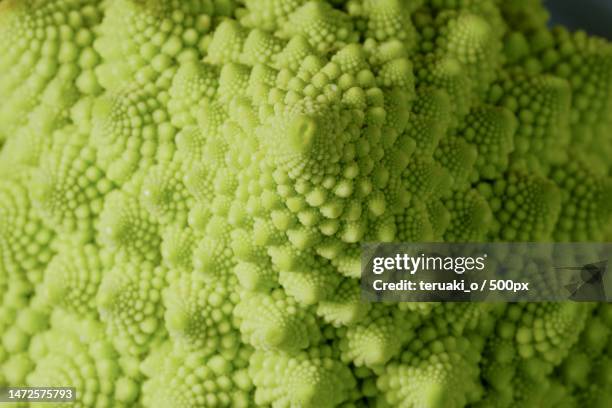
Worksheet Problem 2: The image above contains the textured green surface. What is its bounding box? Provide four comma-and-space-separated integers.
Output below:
0, 0, 611, 407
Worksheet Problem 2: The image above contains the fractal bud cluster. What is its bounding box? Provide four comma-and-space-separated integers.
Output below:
0, 0, 612, 407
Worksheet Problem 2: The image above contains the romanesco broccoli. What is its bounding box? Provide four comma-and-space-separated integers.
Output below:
1, 0, 612, 407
